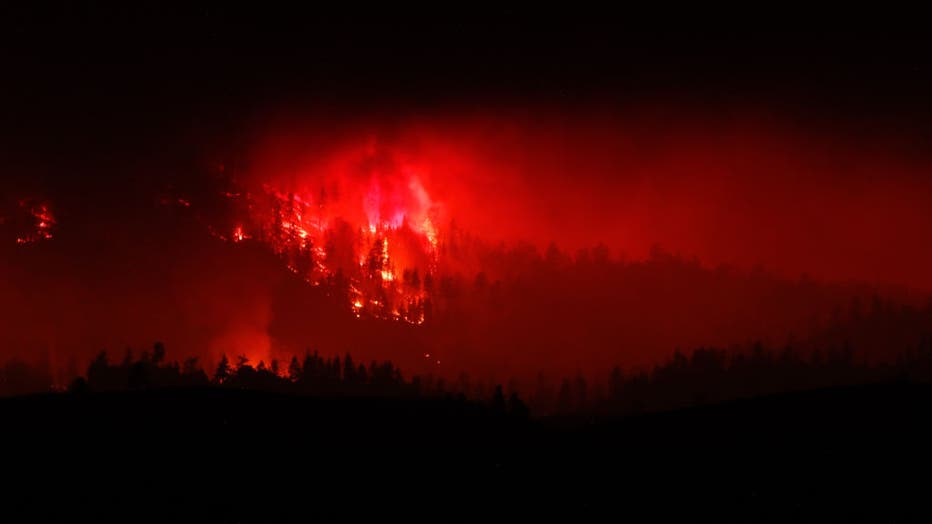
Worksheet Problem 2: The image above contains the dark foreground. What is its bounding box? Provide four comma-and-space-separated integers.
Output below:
3, 384, 932, 521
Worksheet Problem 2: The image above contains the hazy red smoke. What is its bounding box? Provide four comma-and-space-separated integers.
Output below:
3, 106, 932, 384
240, 108, 932, 289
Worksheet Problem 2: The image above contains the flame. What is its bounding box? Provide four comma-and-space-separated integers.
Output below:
189, 142, 444, 325
379, 238, 394, 281
232, 225, 248, 242
15, 201, 56, 245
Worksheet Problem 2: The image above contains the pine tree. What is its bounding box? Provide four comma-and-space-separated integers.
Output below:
214, 354, 231, 384
288, 356, 302, 382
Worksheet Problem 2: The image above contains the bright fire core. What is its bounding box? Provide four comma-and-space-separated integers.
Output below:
193, 142, 444, 326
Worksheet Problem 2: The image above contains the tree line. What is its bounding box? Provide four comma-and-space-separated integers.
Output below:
55, 342, 531, 419
6, 336, 932, 420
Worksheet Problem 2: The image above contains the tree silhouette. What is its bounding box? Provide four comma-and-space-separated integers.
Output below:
152, 342, 166, 365
492, 384, 506, 413
214, 354, 231, 384
508, 392, 529, 419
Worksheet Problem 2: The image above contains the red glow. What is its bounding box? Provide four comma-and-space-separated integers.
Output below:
4, 110, 932, 387
14, 201, 55, 245
226, 111, 932, 291
196, 141, 444, 325
232, 225, 247, 243
141, 112, 932, 378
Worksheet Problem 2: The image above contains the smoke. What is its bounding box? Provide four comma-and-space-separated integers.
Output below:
239, 107, 932, 290
3, 103, 932, 385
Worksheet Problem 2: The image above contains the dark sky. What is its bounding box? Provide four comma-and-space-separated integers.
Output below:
4, 7, 932, 120
2, 10, 929, 176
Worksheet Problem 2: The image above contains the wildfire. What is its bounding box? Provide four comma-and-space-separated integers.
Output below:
15, 201, 56, 245
184, 143, 445, 325
422, 216, 439, 253
232, 225, 248, 242
379, 238, 394, 282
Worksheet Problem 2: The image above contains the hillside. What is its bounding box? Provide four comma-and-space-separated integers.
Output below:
3, 384, 932, 520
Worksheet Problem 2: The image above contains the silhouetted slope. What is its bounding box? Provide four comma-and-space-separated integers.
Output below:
1, 388, 529, 444
4, 385, 932, 520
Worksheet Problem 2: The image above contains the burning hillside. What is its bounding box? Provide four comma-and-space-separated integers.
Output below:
2, 199, 56, 246
4, 113, 932, 389
164, 141, 447, 326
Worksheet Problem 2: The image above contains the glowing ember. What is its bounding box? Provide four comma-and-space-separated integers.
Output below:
232, 225, 248, 242
15, 201, 56, 245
